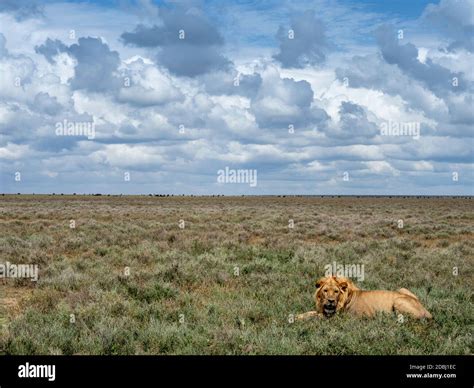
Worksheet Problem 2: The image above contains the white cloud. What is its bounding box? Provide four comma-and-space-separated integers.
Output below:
0, 143, 30, 160
0, 1, 472, 195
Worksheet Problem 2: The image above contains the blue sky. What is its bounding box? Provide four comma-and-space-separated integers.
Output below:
340, 0, 435, 18
0, 0, 473, 195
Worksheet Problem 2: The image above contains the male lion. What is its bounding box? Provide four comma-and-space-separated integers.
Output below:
296, 276, 432, 320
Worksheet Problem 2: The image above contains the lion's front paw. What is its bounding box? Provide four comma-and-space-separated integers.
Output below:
295, 311, 321, 321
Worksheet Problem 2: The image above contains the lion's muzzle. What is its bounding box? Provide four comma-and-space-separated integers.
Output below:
323, 300, 337, 316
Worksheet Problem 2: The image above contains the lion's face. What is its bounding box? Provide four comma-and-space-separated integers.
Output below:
314, 276, 352, 317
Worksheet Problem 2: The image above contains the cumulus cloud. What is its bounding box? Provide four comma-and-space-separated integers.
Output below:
446, 94, 474, 125
250, 66, 329, 129
322, 101, 379, 140
335, 53, 448, 121
273, 10, 328, 68
200, 70, 262, 99
375, 25, 466, 96
0, 1, 472, 195
32, 92, 63, 116
68, 38, 120, 91
36, 37, 122, 93
117, 58, 184, 106
121, 7, 230, 76
0, 33, 36, 100
34, 38, 67, 64
422, 0, 474, 52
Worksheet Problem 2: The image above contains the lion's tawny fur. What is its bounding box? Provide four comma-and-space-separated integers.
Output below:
296, 276, 432, 321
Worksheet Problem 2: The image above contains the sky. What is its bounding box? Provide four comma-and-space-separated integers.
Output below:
0, 0, 473, 195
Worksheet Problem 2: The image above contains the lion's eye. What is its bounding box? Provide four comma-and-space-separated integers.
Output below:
323, 289, 327, 293
335, 290, 339, 293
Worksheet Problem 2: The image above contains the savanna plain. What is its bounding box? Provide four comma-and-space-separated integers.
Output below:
0, 195, 472, 355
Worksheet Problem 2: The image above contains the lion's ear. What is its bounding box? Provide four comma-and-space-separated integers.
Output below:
339, 281, 348, 292
315, 278, 325, 289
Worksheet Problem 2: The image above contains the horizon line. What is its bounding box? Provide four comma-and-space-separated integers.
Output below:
1, 193, 473, 198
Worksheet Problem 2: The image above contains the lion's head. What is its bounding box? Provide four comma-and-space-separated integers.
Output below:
313, 276, 358, 317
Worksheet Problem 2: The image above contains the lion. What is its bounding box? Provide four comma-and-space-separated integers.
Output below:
296, 276, 432, 320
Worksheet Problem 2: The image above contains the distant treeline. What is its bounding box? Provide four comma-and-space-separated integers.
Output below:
1, 193, 472, 199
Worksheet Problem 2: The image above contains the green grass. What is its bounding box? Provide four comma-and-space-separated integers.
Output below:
0, 195, 473, 355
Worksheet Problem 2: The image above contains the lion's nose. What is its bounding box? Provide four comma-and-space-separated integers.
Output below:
327, 298, 336, 304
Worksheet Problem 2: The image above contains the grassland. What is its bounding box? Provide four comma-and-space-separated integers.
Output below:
0, 195, 472, 355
